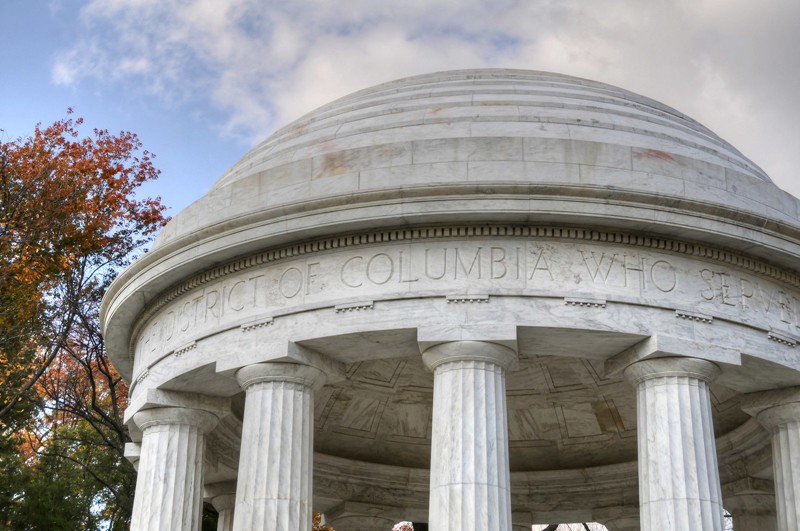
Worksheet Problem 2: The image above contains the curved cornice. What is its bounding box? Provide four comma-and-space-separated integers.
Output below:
104, 184, 800, 329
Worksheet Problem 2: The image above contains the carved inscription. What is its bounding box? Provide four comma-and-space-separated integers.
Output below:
699, 269, 799, 326
135, 240, 800, 367
580, 251, 677, 292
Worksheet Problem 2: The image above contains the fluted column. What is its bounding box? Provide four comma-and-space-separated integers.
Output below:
130, 407, 219, 531
232, 362, 326, 531
752, 400, 800, 530
623, 357, 724, 531
422, 340, 517, 531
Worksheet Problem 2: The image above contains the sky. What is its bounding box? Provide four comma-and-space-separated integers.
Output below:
1, 0, 798, 217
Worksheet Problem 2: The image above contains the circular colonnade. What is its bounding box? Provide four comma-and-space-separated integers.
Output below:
101, 69, 800, 530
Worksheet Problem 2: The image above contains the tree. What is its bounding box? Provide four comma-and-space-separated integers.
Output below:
0, 110, 165, 422
0, 111, 167, 529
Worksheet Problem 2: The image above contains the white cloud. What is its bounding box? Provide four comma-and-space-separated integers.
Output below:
52, 0, 800, 197
268, 23, 494, 128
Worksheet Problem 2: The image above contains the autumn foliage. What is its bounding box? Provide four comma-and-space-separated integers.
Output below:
0, 109, 165, 420
0, 111, 167, 528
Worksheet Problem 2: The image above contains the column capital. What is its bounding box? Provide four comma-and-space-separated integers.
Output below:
754, 402, 800, 431
236, 361, 326, 391
206, 480, 237, 506
623, 356, 720, 386
132, 406, 219, 434
124, 389, 231, 442
421, 340, 517, 371
742, 386, 800, 429
211, 493, 236, 512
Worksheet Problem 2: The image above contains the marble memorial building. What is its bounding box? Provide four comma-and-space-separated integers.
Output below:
101, 70, 800, 531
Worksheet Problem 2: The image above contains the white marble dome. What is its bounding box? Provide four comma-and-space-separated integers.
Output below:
215, 68, 772, 191
155, 68, 791, 253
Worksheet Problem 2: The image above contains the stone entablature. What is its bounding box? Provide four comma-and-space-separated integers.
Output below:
128, 225, 800, 401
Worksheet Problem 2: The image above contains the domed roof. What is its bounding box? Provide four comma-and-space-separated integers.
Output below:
151, 69, 797, 255
214, 68, 770, 192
